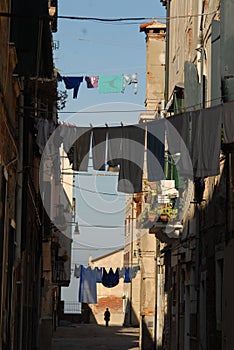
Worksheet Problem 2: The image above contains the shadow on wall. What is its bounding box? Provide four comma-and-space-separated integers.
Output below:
160, 153, 230, 350
123, 299, 139, 327
141, 316, 155, 350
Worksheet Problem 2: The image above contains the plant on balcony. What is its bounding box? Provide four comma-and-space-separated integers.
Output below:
156, 204, 178, 222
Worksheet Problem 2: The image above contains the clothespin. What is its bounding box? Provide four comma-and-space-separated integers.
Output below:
120, 122, 123, 127
89, 123, 93, 128
105, 123, 108, 128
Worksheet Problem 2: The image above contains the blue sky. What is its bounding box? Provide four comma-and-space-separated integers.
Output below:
53, 1, 166, 268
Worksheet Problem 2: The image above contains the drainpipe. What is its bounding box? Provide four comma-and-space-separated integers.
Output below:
197, 0, 205, 107
16, 79, 24, 263
15, 77, 24, 350
164, 0, 170, 104
195, 2, 204, 347
154, 239, 159, 350
129, 202, 134, 325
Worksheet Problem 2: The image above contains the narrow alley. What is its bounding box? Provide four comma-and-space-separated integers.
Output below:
52, 323, 139, 350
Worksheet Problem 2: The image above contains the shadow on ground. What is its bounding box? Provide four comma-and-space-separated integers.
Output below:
52, 323, 139, 350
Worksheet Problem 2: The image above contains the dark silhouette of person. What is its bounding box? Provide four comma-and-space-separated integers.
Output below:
104, 308, 110, 327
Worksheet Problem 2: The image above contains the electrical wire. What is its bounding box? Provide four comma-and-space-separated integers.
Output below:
56, 11, 217, 23
57, 109, 147, 114
62, 172, 119, 177
54, 95, 231, 115
0, 11, 217, 23
61, 66, 147, 75
78, 224, 125, 228
71, 246, 122, 251
72, 239, 123, 250
62, 180, 125, 197
19, 93, 231, 116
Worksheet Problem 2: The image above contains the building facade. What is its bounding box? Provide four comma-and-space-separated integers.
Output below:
89, 248, 125, 326
0, 1, 72, 349
151, 1, 234, 349
123, 20, 166, 350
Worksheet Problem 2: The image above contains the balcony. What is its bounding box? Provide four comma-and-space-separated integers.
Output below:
52, 260, 70, 286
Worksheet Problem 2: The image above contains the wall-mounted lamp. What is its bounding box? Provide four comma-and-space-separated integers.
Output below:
74, 222, 80, 235
65, 221, 80, 235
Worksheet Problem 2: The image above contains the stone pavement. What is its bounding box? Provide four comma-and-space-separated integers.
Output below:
52, 323, 139, 350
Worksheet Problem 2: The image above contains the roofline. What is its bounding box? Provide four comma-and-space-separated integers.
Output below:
90, 247, 124, 262
140, 20, 166, 32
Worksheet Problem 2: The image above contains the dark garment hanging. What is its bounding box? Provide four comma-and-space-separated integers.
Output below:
92, 127, 107, 171
117, 124, 145, 194
85, 76, 99, 88
107, 126, 123, 168
102, 267, 119, 288
166, 111, 193, 178
60, 125, 77, 154
78, 265, 97, 304
62, 76, 83, 98
147, 118, 165, 182
222, 101, 234, 144
70, 127, 92, 171
191, 105, 222, 177
123, 267, 131, 283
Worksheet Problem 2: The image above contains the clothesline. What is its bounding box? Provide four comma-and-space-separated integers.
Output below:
58, 72, 139, 99
59, 121, 129, 128
74, 264, 140, 275
37, 101, 234, 194
75, 264, 141, 304
61, 69, 146, 76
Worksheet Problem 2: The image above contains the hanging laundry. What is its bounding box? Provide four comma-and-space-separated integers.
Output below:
102, 267, 119, 288
92, 127, 107, 171
70, 127, 92, 171
118, 267, 125, 279
74, 264, 81, 278
49, 124, 63, 151
166, 111, 193, 178
118, 124, 146, 194
35, 119, 50, 154
85, 76, 99, 88
123, 267, 131, 283
222, 101, 234, 143
95, 267, 103, 283
78, 266, 98, 304
59, 124, 77, 155
73, 127, 91, 171
122, 73, 138, 94
118, 265, 140, 281
37, 120, 62, 184
129, 265, 140, 279
164, 154, 181, 189
98, 75, 123, 94
147, 118, 165, 182
62, 76, 83, 98
107, 126, 123, 169
191, 105, 222, 177
56, 71, 63, 82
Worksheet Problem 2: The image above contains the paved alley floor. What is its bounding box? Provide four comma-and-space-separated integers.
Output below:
52, 323, 139, 350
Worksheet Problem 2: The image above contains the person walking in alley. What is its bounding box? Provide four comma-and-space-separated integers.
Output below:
104, 308, 110, 327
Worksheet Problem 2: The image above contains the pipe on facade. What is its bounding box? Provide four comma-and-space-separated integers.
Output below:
15, 77, 24, 350
196, 0, 205, 107
154, 239, 159, 350
129, 202, 134, 325
164, 0, 170, 105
